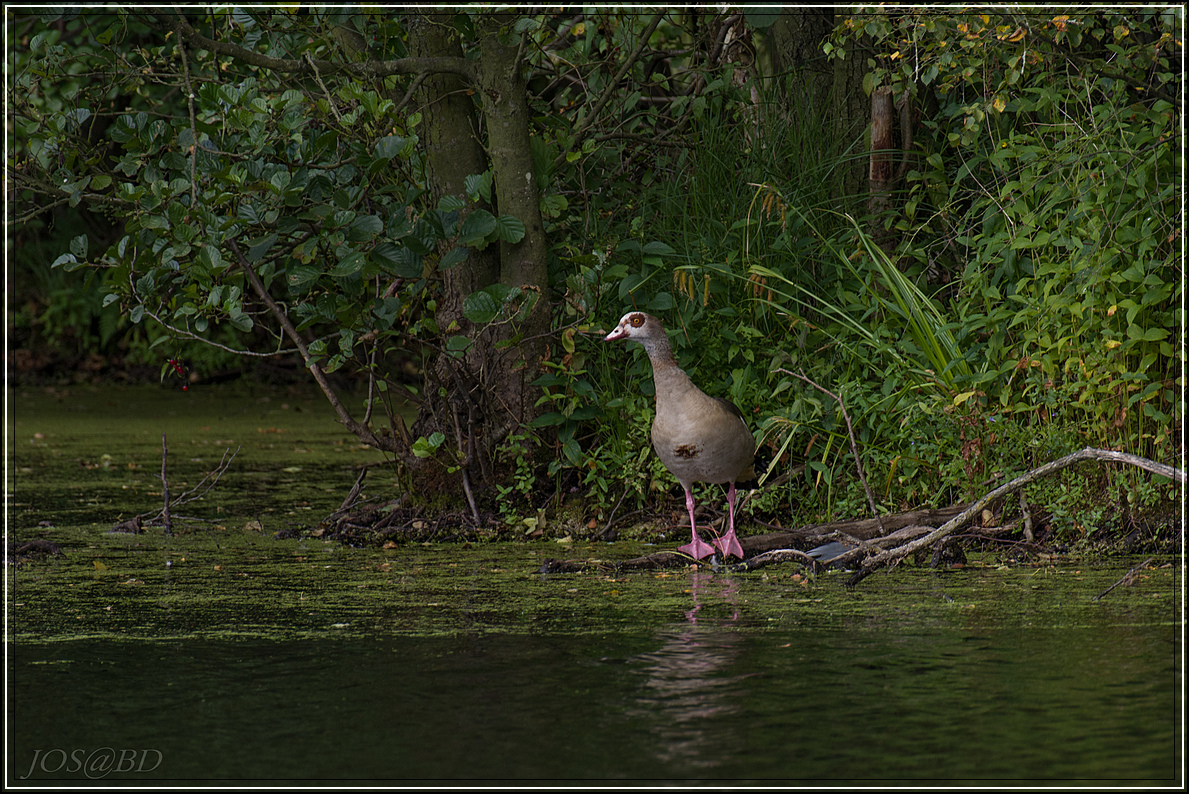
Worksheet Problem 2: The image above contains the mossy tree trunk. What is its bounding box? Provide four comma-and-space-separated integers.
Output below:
474, 13, 551, 439
401, 12, 551, 496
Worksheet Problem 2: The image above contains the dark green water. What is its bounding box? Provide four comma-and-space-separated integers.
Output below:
8, 619, 1178, 784
6, 385, 1184, 785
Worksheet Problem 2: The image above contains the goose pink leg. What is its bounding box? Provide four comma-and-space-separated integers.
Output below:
677, 487, 716, 560
713, 482, 745, 559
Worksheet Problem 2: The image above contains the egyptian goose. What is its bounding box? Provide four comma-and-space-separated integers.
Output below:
604, 311, 755, 560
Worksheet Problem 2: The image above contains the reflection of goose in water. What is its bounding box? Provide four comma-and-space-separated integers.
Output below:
685, 568, 740, 624
625, 570, 747, 770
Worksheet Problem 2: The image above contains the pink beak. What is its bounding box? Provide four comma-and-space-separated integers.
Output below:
604, 326, 627, 342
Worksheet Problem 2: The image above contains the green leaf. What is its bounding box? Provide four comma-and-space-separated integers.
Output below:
247, 233, 278, 263
51, 253, 81, 271
464, 172, 492, 201
269, 171, 291, 192
540, 193, 568, 218
439, 247, 469, 270
462, 289, 501, 325
412, 431, 445, 458
228, 309, 254, 332
372, 242, 422, 278
374, 135, 407, 160
286, 265, 321, 290
647, 292, 675, 311
346, 214, 384, 242
446, 334, 472, 355
529, 411, 567, 427
330, 251, 367, 277
459, 209, 497, 245
372, 296, 401, 326
495, 215, 526, 243
69, 235, 88, 258
462, 283, 513, 324
198, 244, 225, 273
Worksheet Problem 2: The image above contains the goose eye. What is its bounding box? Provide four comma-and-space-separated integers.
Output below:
629, 314, 644, 327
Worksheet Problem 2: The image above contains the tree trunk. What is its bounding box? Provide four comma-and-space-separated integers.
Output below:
399, 12, 551, 497
763, 10, 868, 203
474, 14, 551, 436
405, 12, 502, 488
867, 85, 896, 252
766, 9, 835, 86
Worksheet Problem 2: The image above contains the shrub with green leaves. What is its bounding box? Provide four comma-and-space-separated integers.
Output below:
828, 10, 1182, 463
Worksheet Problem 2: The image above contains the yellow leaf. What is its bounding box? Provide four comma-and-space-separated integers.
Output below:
953, 391, 977, 406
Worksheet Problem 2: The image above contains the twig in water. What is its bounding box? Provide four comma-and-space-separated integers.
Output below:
172, 446, 240, 508
600, 487, 631, 540
160, 433, 171, 535
729, 548, 818, 572
141, 439, 240, 531
1093, 557, 1154, 601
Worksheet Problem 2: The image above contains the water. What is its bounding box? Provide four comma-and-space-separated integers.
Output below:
6, 385, 1184, 784
8, 557, 1181, 784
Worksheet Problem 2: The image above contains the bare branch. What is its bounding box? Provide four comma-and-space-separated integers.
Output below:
137, 303, 299, 358
1093, 557, 1156, 601
846, 448, 1185, 586
227, 239, 405, 459
160, 433, 171, 534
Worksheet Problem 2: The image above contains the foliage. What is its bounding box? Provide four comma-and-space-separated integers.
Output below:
10, 10, 533, 446
826, 10, 1182, 461
9, 9, 1181, 543
572, 10, 1183, 533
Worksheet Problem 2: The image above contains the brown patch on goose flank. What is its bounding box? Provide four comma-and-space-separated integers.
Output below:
673, 444, 700, 459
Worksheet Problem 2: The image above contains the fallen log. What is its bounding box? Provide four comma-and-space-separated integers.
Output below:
744, 504, 967, 552
845, 447, 1184, 587
539, 506, 964, 574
